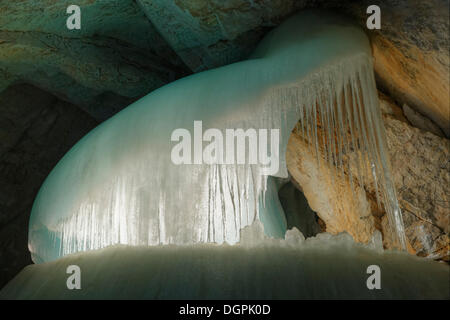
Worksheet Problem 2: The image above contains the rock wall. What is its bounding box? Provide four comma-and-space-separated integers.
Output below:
286, 133, 377, 244
0, 0, 190, 120
2, 1, 447, 131
286, 93, 449, 260
384, 109, 449, 260
0, 84, 98, 287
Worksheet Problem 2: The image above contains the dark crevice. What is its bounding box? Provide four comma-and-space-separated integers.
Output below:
278, 181, 323, 238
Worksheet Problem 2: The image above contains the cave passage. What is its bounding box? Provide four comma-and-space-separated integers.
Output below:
278, 180, 322, 238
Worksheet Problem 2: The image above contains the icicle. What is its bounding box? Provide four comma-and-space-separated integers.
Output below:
28, 11, 407, 263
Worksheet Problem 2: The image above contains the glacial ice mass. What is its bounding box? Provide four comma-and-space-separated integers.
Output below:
28, 10, 407, 263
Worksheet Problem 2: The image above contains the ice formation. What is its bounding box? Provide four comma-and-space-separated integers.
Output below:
28, 10, 406, 263
3, 225, 449, 299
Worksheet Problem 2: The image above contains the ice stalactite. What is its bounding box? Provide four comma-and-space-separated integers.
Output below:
273, 54, 407, 250
28, 10, 406, 264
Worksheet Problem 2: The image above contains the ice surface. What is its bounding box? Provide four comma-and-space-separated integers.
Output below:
3, 224, 448, 299
28, 10, 406, 263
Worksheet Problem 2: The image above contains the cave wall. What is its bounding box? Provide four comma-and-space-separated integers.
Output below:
0, 0, 191, 121
1, 1, 448, 130
286, 93, 449, 260
0, 84, 98, 287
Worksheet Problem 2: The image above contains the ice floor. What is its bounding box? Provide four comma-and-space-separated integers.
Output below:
2, 226, 448, 299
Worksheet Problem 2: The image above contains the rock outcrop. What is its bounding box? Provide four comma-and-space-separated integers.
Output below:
402, 104, 444, 138
383, 109, 449, 260
286, 93, 449, 260
366, 0, 450, 137
0, 0, 190, 120
2, 1, 447, 131
286, 133, 377, 244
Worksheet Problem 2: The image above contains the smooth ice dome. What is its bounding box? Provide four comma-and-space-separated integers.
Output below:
28, 10, 406, 264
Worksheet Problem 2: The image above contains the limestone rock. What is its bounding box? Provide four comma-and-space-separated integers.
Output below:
136, 0, 302, 72
1, 0, 447, 133
287, 94, 449, 260
383, 113, 449, 259
367, 0, 449, 137
378, 92, 408, 123
286, 133, 376, 244
0, 0, 190, 120
402, 103, 445, 137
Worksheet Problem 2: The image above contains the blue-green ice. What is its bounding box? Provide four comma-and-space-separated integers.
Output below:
29, 10, 406, 264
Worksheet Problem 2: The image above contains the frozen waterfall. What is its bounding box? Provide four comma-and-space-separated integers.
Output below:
28, 10, 406, 264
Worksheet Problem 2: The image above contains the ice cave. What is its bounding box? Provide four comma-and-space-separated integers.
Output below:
1, 9, 448, 300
